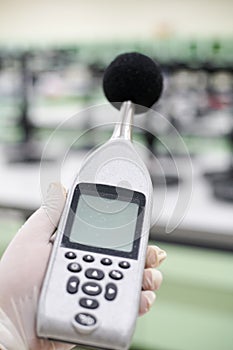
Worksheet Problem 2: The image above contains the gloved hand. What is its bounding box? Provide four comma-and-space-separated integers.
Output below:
0, 183, 167, 350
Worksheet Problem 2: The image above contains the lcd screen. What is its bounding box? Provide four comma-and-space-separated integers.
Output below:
69, 194, 139, 252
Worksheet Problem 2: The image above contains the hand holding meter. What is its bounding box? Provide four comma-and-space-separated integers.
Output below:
37, 52, 163, 350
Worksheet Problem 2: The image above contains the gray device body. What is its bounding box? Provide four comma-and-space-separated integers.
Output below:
37, 102, 153, 350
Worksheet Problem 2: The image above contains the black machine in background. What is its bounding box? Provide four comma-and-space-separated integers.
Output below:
204, 128, 233, 202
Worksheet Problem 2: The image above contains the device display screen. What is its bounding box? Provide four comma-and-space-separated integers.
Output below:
70, 194, 139, 252
62, 183, 145, 259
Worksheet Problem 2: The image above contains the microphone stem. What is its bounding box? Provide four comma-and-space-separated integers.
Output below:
111, 101, 134, 141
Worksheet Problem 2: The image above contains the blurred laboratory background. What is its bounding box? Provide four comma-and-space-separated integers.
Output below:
0, 0, 233, 349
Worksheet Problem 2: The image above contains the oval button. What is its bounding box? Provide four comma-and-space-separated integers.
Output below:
101, 258, 112, 266
67, 262, 82, 273
65, 251, 76, 259
80, 298, 99, 309
85, 268, 104, 280
82, 282, 102, 296
67, 276, 80, 294
119, 261, 130, 269
109, 270, 123, 280
75, 313, 97, 327
83, 255, 95, 263
105, 283, 117, 301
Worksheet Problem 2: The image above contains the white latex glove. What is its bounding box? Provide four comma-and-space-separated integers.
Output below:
0, 183, 167, 350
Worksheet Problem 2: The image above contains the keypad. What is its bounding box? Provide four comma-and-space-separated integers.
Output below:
67, 276, 80, 294
82, 282, 102, 296
109, 270, 123, 280
85, 268, 104, 280
80, 298, 99, 309
66, 253, 129, 314
67, 262, 82, 273
65, 251, 76, 259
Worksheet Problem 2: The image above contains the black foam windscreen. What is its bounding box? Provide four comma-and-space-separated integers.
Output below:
103, 52, 163, 113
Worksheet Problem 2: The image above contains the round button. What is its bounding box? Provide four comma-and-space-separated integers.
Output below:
101, 258, 112, 266
83, 255, 95, 263
119, 261, 130, 269
109, 270, 123, 280
65, 251, 77, 259
67, 262, 82, 273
